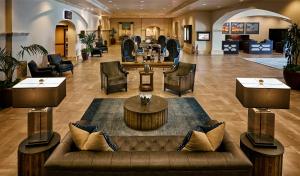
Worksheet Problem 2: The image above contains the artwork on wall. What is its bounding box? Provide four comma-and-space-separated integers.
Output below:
64, 11, 72, 20
122, 22, 132, 30
184, 25, 192, 44
231, 22, 244, 34
246, 22, 259, 34
197, 32, 210, 41
222, 23, 230, 34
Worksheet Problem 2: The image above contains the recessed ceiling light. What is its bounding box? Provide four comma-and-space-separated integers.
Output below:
140, 0, 144, 2
108, 0, 113, 3
202, 3, 207, 6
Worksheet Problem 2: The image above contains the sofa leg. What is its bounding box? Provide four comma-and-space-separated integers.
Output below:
178, 92, 181, 97
71, 70, 73, 74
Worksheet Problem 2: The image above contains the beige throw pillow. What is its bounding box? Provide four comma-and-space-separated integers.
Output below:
69, 123, 114, 151
182, 123, 225, 152
182, 131, 213, 151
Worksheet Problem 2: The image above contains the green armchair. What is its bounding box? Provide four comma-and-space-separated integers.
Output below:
163, 62, 196, 96
100, 61, 129, 94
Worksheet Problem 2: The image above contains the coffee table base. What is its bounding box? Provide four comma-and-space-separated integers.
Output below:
124, 107, 168, 130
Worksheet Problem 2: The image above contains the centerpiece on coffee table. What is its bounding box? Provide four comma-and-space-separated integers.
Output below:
123, 95, 168, 130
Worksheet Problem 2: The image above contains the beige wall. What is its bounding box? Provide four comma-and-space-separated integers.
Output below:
9, 0, 100, 65
110, 18, 172, 43
173, 11, 212, 55
0, 0, 6, 47
226, 16, 291, 41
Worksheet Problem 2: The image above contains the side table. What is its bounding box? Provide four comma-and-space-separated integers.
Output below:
240, 132, 284, 176
139, 71, 154, 91
18, 132, 60, 176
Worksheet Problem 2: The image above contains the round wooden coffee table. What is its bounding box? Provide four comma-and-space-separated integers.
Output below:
124, 95, 168, 130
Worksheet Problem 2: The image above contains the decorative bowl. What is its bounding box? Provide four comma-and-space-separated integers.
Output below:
139, 93, 152, 105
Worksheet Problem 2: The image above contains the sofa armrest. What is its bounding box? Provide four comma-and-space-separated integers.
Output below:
62, 60, 73, 65
45, 133, 74, 169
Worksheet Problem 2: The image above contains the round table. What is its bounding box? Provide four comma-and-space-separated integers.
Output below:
240, 132, 284, 176
18, 132, 60, 176
124, 95, 168, 130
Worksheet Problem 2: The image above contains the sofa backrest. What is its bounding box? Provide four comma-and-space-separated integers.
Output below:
48, 54, 62, 65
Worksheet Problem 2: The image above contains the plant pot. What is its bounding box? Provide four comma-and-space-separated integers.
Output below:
0, 88, 12, 109
81, 51, 89, 61
111, 38, 116, 45
17, 61, 27, 79
283, 69, 300, 90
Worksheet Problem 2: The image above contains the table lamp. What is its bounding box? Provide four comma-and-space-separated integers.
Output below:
236, 78, 290, 148
13, 78, 66, 146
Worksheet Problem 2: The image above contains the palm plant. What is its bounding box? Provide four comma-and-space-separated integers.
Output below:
17, 44, 48, 60
0, 48, 20, 88
79, 32, 96, 54
284, 23, 300, 71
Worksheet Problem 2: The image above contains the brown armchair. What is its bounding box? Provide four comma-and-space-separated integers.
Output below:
100, 61, 129, 94
163, 62, 196, 96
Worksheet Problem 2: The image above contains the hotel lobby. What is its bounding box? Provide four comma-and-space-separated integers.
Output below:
1, 0, 300, 176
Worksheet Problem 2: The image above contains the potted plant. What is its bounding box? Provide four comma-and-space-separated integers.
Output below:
79, 32, 96, 61
110, 28, 117, 45
0, 44, 47, 109
16, 44, 48, 79
283, 23, 300, 90
0, 48, 20, 108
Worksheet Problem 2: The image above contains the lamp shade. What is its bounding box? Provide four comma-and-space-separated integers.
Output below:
236, 78, 290, 109
12, 78, 66, 108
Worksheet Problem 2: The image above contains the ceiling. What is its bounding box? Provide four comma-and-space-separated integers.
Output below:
56, 0, 290, 18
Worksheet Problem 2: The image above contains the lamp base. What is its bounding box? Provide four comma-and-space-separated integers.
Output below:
246, 132, 277, 148
26, 132, 53, 146
26, 107, 53, 147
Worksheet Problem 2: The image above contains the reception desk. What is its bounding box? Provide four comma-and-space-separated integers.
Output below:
244, 40, 273, 54
222, 41, 239, 54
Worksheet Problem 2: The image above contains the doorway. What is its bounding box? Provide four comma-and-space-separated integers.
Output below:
55, 25, 68, 57
55, 20, 77, 58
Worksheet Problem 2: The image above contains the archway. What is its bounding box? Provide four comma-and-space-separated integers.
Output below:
55, 20, 77, 58
211, 9, 292, 55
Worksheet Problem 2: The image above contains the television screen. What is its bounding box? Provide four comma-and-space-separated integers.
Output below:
197, 32, 210, 41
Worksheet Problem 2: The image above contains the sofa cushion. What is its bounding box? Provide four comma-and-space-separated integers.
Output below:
179, 122, 225, 151
69, 123, 115, 151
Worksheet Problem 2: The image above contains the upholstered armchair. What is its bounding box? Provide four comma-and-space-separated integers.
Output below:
134, 36, 144, 54
96, 41, 108, 53
121, 39, 136, 62
47, 54, 74, 76
164, 39, 180, 64
28, 60, 56, 77
158, 35, 167, 54
100, 61, 129, 94
163, 62, 196, 96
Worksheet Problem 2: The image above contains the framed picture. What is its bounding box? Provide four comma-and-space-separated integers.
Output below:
222, 23, 230, 34
246, 22, 259, 34
231, 22, 244, 34
184, 25, 192, 44
64, 10, 72, 20
197, 32, 210, 41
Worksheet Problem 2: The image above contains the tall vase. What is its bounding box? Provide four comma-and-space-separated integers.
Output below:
144, 64, 150, 73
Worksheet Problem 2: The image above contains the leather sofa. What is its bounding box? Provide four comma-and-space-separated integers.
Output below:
45, 132, 252, 176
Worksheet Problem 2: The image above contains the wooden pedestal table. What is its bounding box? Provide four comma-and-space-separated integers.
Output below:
139, 71, 154, 91
124, 95, 168, 130
240, 133, 284, 176
18, 132, 60, 176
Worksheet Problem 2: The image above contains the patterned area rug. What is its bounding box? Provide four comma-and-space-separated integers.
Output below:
81, 97, 211, 136
243, 57, 287, 69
